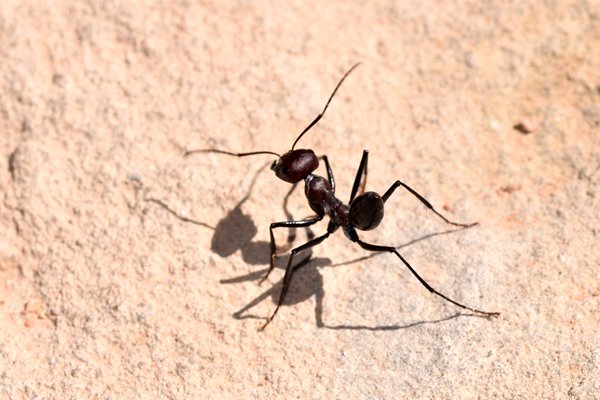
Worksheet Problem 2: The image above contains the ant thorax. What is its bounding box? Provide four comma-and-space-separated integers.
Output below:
304, 174, 349, 230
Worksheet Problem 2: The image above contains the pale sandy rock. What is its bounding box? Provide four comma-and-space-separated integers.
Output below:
1, 1, 598, 399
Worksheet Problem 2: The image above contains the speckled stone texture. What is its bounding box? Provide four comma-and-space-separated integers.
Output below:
1, 1, 598, 399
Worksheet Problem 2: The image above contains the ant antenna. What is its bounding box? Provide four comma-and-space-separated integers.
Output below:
184, 149, 280, 158
291, 62, 362, 150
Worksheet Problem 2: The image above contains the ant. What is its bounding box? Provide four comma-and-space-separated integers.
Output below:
186, 63, 500, 329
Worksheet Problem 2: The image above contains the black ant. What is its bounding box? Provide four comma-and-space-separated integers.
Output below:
186, 63, 500, 329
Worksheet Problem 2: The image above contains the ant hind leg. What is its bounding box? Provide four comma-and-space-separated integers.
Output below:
382, 180, 477, 228
354, 238, 499, 318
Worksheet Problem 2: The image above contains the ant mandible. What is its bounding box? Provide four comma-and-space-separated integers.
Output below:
186, 63, 500, 329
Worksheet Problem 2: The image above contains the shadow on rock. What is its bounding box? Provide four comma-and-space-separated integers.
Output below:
221, 256, 332, 327
321, 312, 493, 331
141, 165, 485, 330
210, 203, 270, 265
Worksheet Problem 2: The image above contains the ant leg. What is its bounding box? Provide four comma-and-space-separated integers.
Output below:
349, 150, 369, 203
282, 183, 300, 246
321, 155, 335, 194
264, 216, 323, 283
260, 232, 331, 330
382, 180, 477, 227
354, 238, 499, 318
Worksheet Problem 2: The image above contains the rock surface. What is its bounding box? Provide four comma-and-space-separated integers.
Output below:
1, 1, 598, 398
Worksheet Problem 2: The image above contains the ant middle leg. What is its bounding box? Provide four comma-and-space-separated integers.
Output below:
264, 215, 323, 283
260, 232, 331, 330
382, 180, 477, 228
349, 150, 369, 203
354, 238, 499, 318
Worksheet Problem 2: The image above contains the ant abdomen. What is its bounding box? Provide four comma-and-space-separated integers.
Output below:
349, 191, 384, 230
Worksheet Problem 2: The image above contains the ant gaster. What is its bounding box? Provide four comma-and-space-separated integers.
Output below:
186, 63, 500, 329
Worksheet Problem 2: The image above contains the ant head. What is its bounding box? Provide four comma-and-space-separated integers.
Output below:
270, 149, 319, 183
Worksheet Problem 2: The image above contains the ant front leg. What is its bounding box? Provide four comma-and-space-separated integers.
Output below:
353, 238, 500, 318
260, 232, 331, 330
282, 183, 301, 247
382, 180, 477, 228
349, 150, 369, 203
264, 215, 323, 284
321, 155, 335, 194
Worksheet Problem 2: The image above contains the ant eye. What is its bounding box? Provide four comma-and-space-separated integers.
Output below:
282, 167, 290, 174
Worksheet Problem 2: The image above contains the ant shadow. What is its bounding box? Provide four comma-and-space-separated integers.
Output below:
221, 255, 332, 327
220, 226, 482, 331
144, 163, 272, 265
143, 165, 481, 331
